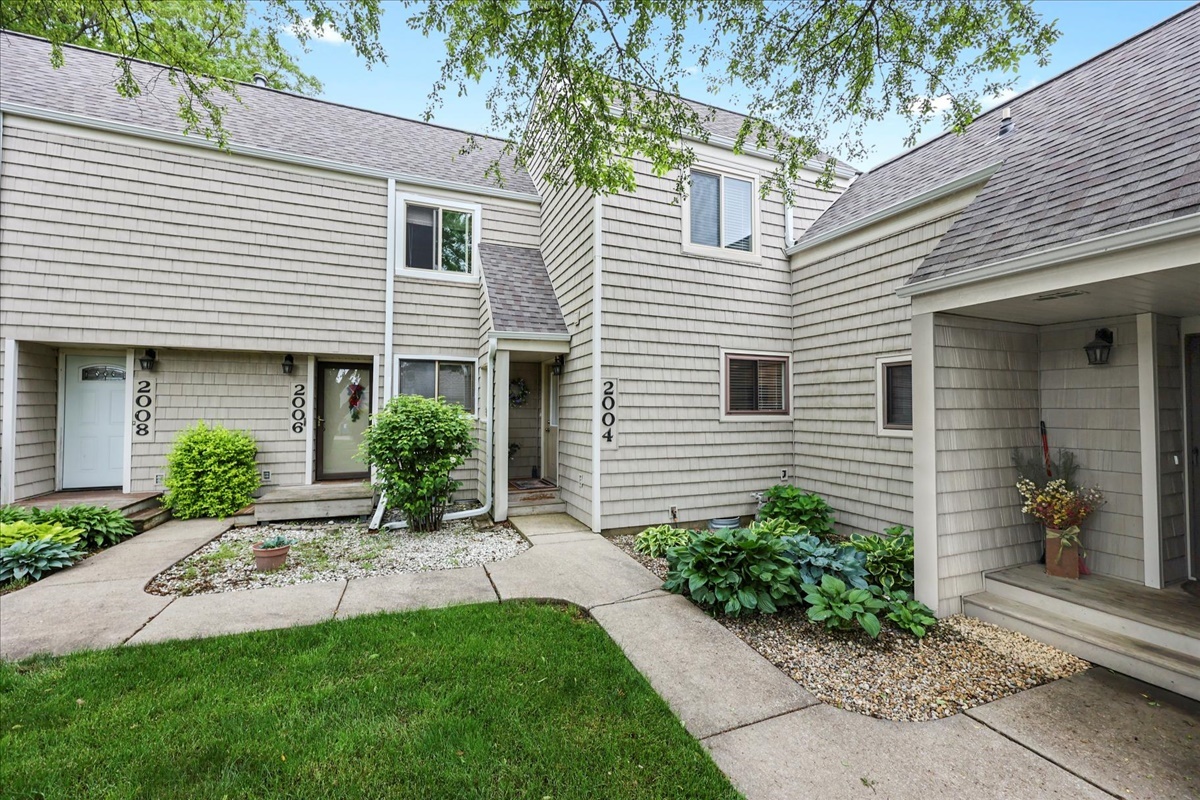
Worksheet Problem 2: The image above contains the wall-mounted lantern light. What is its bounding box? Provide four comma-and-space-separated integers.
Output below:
139, 349, 157, 371
1084, 328, 1113, 366
282, 354, 295, 375
552, 355, 564, 376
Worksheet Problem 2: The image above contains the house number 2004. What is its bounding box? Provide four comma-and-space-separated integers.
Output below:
600, 379, 617, 449
133, 380, 154, 437
291, 384, 307, 434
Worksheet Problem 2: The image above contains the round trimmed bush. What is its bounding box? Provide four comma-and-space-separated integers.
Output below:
164, 422, 260, 519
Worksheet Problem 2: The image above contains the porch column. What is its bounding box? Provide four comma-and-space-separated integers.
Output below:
911, 313, 940, 612
1137, 313, 1163, 588
493, 349, 510, 522
1, 338, 16, 504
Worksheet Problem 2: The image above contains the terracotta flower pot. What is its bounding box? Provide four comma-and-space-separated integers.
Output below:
252, 543, 290, 572
1045, 528, 1080, 579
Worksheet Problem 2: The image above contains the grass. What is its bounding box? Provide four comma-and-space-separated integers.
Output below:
0, 602, 740, 800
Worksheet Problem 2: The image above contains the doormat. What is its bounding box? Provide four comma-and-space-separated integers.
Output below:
509, 478, 556, 491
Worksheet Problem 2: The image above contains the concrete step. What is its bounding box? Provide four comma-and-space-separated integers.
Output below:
508, 501, 567, 517
963, 591, 1200, 702
126, 505, 172, 534
121, 493, 165, 517
985, 570, 1199, 658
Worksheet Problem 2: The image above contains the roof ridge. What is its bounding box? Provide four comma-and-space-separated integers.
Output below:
861, 3, 1199, 176
0, 28, 517, 147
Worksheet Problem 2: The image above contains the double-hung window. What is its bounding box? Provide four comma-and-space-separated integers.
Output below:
404, 202, 474, 274
397, 358, 476, 413
876, 355, 913, 436
689, 169, 755, 253
723, 353, 789, 418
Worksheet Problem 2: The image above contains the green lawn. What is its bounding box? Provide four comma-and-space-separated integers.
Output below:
0, 602, 740, 799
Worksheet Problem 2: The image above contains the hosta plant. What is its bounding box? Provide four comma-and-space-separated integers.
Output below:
633, 525, 692, 559
876, 588, 937, 639
780, 534, 869, 589
801, 574, 887, 638
0, 505, 33, 524
849, 526, 914, 594
0, 521, 85, 549
758, 485, 835, 538
0, 538, 80, 583
747, 518, 805, 538
30, 505, 135, 549
663, 526, 802, 616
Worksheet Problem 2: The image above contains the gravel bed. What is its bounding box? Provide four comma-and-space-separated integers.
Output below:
611, 534, 1090, 721
148, 517, 529, 596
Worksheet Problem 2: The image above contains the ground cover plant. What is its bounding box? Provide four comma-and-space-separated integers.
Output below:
632, 524, 692, 558
164, 421, 260, 519
0, 603, 740, 800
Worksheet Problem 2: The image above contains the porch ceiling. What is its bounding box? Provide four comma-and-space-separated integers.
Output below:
949, 264, 1200, 325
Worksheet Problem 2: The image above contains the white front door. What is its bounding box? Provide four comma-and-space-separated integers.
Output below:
62, 355, 126, 489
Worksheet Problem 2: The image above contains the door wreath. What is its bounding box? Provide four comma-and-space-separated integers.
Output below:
509, 377, 529, 407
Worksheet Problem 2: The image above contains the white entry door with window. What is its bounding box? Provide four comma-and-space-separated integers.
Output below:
62, 355, 126, 489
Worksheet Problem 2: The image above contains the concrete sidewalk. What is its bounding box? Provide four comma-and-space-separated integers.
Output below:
2, 513, 1196, 799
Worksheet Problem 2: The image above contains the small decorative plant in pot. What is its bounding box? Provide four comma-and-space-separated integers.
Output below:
1016, 478, 1104, 579
251, 534, 295, 572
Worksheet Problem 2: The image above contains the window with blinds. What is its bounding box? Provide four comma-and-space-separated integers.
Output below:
882, 361, 913, 430
398, 358, 476, 413
725, 354, 788, 415
690, 169, 754, 253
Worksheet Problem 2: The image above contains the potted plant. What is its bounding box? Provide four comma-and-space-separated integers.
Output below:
1016, 478, 1104, 579
251, 534, 295, 572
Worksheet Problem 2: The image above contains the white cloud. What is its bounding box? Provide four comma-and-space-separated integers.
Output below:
288, 18, 344, 44
907, 94, 954, 116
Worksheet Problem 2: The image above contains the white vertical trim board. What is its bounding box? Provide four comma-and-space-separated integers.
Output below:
122, 349, 135, 493
1, 338, 17, 503
1182, 316, 1200, 579
305, 355, 316, 485
54, 350, 66, 491
1137, 313, 1163, 588
591, 195, 604, 532
494, 350, 511, 521
911, 314, 940, 612
384, 178, 396, 405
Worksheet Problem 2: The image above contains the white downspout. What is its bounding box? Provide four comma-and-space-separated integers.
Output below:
369, 179, 398, 531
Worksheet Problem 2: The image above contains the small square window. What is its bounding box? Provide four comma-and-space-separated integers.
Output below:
689, 169, 755, 253
724, 354, 788, 416
877, 356, 913, 435
398, 358, 476, 413
403, 203, 474, 274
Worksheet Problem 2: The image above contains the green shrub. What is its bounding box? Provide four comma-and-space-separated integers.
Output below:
0, 505, 33, 524
359, 395, 475, 531
849, 526, 914, 595
781, 534, 869, 588
0, 538, 80, 582
747, 517, 805, 538
758, 485, 835, 538
633, 525, 692, 558
30, 505, 135, 549
0, 521, 84, 549
663, 526, 802, 616
877, 588, 937, 639
801, 574, 887, 638
164, 422, 261, 519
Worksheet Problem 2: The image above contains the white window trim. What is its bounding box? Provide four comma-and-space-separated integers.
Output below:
719, 348, 792, 422
682, 163, 763, 264
396, 192, 483, 284
394, 354, 481, 416
476, 360, 489, 423
876, 354, 914, 438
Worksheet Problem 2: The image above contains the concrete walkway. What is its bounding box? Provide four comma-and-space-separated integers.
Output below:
2, 514, 1197, 799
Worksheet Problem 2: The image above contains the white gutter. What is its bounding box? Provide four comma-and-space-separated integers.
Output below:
378, 337, 498, 531
1, 102, 542, 204
487, 330, 572, 342
895, 211, 1200, 298
590, 194, 604, 533
785, 163, 1001, 257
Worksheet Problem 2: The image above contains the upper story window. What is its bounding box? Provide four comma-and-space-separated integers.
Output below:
721, 351, 790, 420
397, 357, 476, 414
876, 355, 913, 437
405, 204, 473, 273
689, 169, 755, 253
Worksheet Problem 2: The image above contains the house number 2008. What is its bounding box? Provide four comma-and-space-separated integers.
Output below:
291, 384, 306, 434
133, 380, 154, 437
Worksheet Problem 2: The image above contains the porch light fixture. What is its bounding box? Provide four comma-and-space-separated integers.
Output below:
1084, 328, 1113, 366
552, 355, 564, 376
282, 354, 295, 375
138, 349, 157, 371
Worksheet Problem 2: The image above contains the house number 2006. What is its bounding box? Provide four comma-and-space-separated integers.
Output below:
290, 384, 306, 434
133, 380, 154, 437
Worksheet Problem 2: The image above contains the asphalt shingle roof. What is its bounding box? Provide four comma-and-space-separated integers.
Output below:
480, 243, 568, 336
0, 31, 537, 195
800, 6, 1200, 285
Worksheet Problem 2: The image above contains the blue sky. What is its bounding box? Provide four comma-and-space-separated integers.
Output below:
283, 1, 1194, 170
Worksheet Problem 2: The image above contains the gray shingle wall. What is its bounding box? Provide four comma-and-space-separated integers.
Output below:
13, 343, 58, 499
802, 6, 1200, 284
0, 32, 536, 195
1158, 317, 1188, 584
1039, 317, 1144, 583
935, 315, 1042, 616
